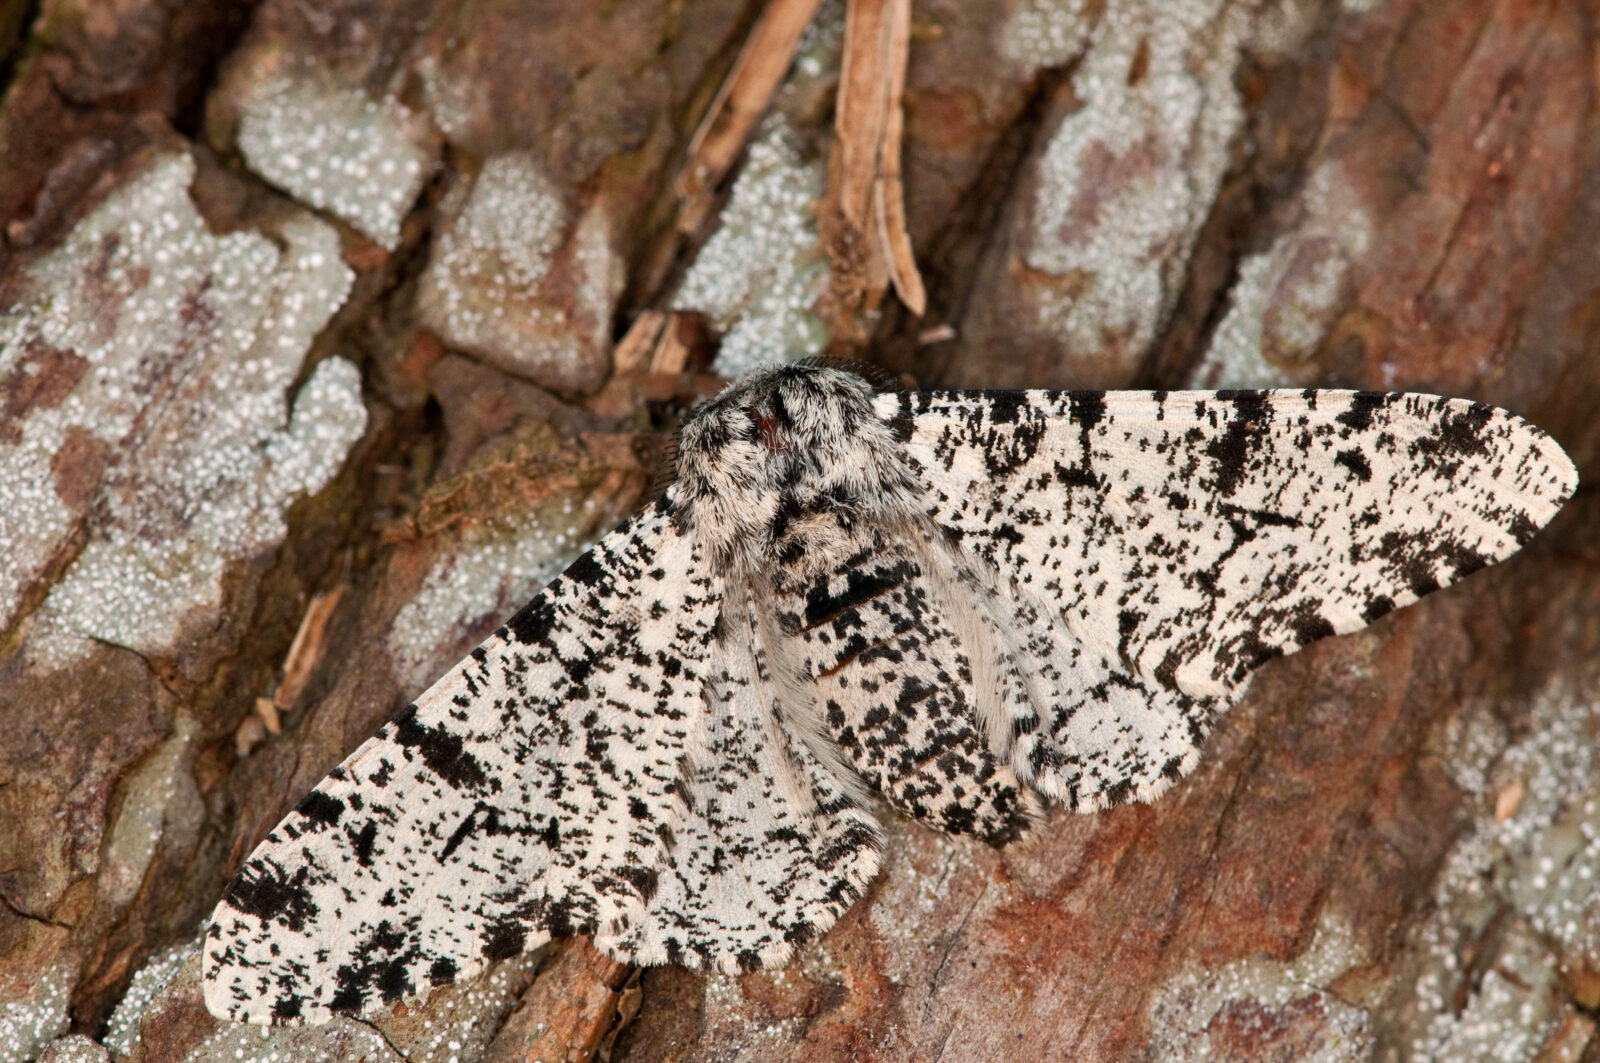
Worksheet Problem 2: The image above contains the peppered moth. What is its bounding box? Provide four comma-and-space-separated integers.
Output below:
204, 365, 1576, 1023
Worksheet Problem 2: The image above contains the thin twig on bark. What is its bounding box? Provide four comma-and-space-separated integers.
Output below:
825, 0, 926, 325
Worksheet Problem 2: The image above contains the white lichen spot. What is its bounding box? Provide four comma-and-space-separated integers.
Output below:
182, 1020, 404, 1063
788, 0, 845, 84
674, 120, 828, 378
371, 952, 543, 1063
1407, 921, 1565, 1063
1025, 0, 1317, 364
1434, 699, 1512, 798
1190, 161, 1375, 388
0, 967, 72, 1063
101, 932, 526, 1062
700, 969, 806, 1053
0, 152, 367, 671
34, 1034, 109, 1063
1147, 913, 1372, 1062
999, 0, 1094, 72
386, 500, 592, 692
414, 54, 477, 150
103, 934, 202, 1057
1391, 687, 1600, 1060
236, 75, 431, 249
416, 152, 616, 392
1493, 694, 1600, 969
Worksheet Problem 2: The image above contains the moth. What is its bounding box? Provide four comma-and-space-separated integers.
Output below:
203, 364, 1576, 1023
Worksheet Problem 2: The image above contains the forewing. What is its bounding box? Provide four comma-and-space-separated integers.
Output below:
203, 503, 721, 1022
880, 389, 1575, 806
204, 495, 893, 1022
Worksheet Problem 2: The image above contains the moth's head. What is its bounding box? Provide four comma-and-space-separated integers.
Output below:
670, 364, 918, 568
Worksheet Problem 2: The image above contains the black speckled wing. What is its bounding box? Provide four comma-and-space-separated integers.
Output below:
763, 522, 1045, 846
879, 389, 1576, 810
203, 499, 883, 1024
203, 364, 1579, 1024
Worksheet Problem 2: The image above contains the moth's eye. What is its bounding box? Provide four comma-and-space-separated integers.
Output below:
749, 406, 787, 454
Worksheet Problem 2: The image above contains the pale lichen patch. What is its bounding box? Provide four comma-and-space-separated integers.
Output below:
370, 952, 543, 1063
1190, 161, 1375, 389
998, 0, 1095, 73
788, 0, 846, 87
699, 969, 806, 1056
0, 967, 71, 1063
867, 818, 997, 987
1024, 0, 1317, 366
97, 716, 203, 910
235, 74, 432, 250
386, 494, 595, 692
416, 152, 617, 393
34, 1034, 108, 1063
674, 120, 829, 379
1147, 912, 1373, 1062
0, 152, 367, 672
103, 933, 201, 1057
134, 947, 538, 1062
1387, 686, 1600, 1060
183, 1020, 404, 1063
1483, 690, 1600, 966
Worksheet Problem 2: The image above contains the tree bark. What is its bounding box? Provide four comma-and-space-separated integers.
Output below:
1, 1, 1597, 1061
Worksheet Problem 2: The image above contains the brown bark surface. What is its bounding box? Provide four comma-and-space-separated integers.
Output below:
1, 2, 1597, 1061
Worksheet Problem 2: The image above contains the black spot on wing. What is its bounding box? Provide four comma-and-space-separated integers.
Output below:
428, 957, 458, 986
349, 820, 379, 866
1362, 594, 1396, 624
1102, 778, 1135, 808
1337, 392, 1388, 432
1068, 392, 1107, 429
984, 415, 1045, 478
482, 921, 527, 962
271, 996, 303, 1022
563, 550, 608, 587
1408, 403, 1497, 477
439, 806, 499, 861
784, 921, 817, 947
1375, 530, 1442, 597
505, 596, 557, 645
326, 921, 416, 1014
886, 392, 916, 442
392, 705, 488, 790
802, 561, 914, 630
223, 860, 319, 933
1055, 460, 1103, 490
1427, 403, 1495, 457
615, 864, 660, 903
984, 391, 1028, 424
1509, 511, 1539, 546
1288, 602, 1337, 648
295, 789, 344, 828
1442, 541, 1492, 579
1229, 629, 1285, 683
1334, 448, 1372, 482
1204, 392, 1270, 496
327, 983, 364, 1015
